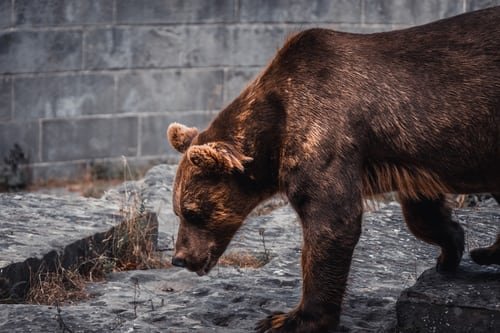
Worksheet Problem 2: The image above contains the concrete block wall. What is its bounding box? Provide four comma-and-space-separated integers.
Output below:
0, 0, 499, 183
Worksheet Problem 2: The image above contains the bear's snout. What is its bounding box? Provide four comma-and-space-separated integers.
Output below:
171, 255, 187, 268
171, 249, 214, 276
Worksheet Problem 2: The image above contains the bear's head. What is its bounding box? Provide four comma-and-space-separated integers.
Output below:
167, 123, 258, 276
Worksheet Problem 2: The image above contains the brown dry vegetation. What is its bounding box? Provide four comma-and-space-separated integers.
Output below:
24, 159, 167, 305
27, 267, 90, 305
26, 206, 170, 305
219, 228, 272, 269
219, 251, 269, 269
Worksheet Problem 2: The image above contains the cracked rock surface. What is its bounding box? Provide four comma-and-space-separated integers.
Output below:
397, 258, 500, 332
1, 165, 499, 332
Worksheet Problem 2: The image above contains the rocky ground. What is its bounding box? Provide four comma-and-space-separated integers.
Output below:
1, 165, 499, 332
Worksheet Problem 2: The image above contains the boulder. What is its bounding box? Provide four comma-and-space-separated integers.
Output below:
397, 259, 500, 332
0, 192, 158, 302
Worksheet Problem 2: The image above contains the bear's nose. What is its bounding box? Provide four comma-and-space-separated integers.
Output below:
172, 255, 187, 268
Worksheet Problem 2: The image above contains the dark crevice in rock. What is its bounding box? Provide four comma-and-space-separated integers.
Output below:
0, 212, 158, 303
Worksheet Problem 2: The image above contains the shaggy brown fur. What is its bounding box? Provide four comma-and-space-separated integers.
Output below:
168, 7, 500, 333
362, 164, 450, 200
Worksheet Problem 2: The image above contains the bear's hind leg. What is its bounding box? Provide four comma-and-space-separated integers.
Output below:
470, 192, 500, 265
470, 234, 500, 265
492, 192, 500, 204
400, 194, 464, 273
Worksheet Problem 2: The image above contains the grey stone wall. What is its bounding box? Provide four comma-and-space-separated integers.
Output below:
0, 0, 499, 183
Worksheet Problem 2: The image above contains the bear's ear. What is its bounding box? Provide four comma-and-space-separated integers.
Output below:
167, 123, 199, 153
186, 142, 253, 173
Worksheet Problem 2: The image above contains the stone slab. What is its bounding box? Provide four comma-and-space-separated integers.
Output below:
0, 304, 132, 332
0, 30, 82, 74
0, 76, 11, 122
467, 0, 500, 11
13, 74, 115, 120
397, 259, 500, 332
0, 121, 40, 164
84, 26, 231, 69
116, 70, 223, 113
239, 0, 362, 23
0, 193, 123, 300
0, 193, 120, 269
42, 117, 138, 162
364, 0, 464, 25
84, 24, 291, 70
14, 0, 113, 26
0, 0, 11, 28
116, 0, 236, 24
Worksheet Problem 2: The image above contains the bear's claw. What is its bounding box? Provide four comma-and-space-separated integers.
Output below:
255, 311, 287, 333
255, 309, 337, 333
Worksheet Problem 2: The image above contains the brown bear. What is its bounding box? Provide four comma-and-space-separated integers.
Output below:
167, 7, 500, 333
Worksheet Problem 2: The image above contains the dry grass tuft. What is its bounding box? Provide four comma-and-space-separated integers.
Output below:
219, 251, 268, 269
27, 267, 89, 305
26, 211, 170, 305
25, 158, 170, 305
111, 212, 170, 272
111, 160, 171, 272
219, 228, 271, 269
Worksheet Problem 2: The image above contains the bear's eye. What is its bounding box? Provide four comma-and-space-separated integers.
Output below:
181, 207, 205, 225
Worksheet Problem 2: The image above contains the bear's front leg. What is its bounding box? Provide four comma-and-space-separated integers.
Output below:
256, 181, 363, 333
